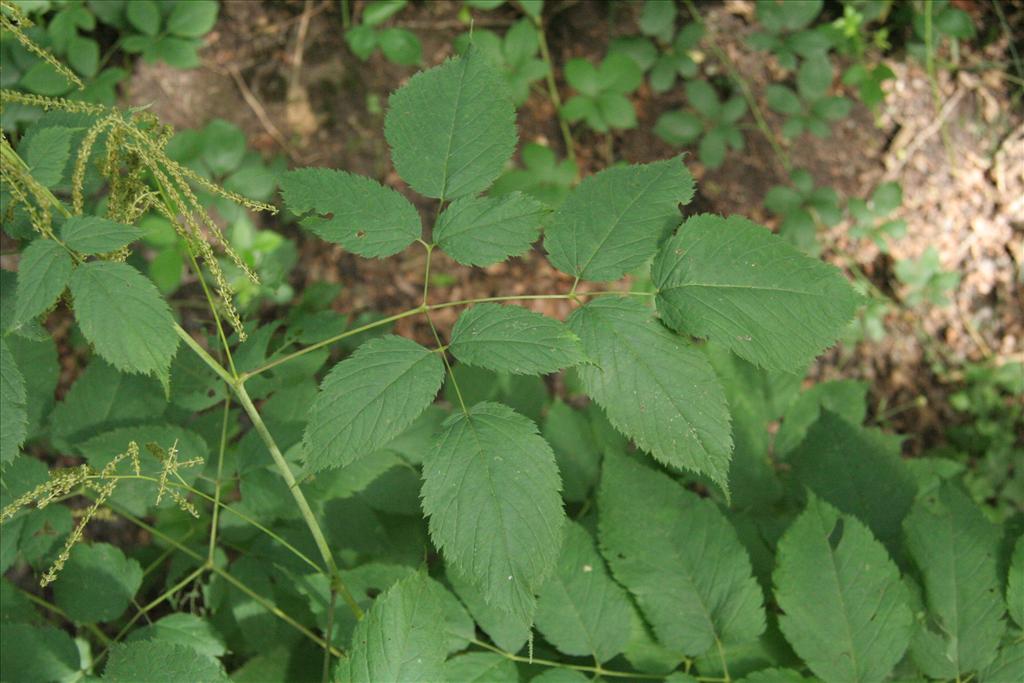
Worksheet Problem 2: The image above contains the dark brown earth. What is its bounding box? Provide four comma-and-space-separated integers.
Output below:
121, 0, 1023, 453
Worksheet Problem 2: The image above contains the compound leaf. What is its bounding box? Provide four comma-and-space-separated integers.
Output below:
54, 542, 143, 623
60, 216, 142, 255
434, 192, 547, 266
385, 48, 516, 200
0, 339, 27, 465
103, 641, 228, 682
774, 495, 913, 683
566, 297, 732, 492
598, 451, 765, 655
14, 238, 72, 325
68, 261, 178, 385
344, 574, 446, 683
304, 335, 444, 472
535, 521, 632, 662
421, 402, 564, 616
652, 214, 859, 371
449, 303, 585, 375
545, 157, 694, 281
904, 483, 1006, 677
280, 168, 421, 258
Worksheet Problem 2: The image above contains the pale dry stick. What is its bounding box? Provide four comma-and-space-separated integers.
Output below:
227, 64, 303, 163
883, 88, 965, 181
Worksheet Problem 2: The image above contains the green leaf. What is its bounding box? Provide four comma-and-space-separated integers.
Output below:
686, 80, 720, 119
0, 339, 27, 465
303, 335, 444, 472
597, 52, 643, 94
385, 48, 517, 200
935, 7, 975, 38
378, 28, 421, 65
166, 0, 219, 38
447, 566, 534, 652
654, 110, 703, 145
566, 298, 733, 491
363, 0, 408, 26
67, 35, 99, 77
69, 261, 179, 384
544, 157, 694, 281
652, 213, 860, 371
598, 451, 765, 655
541, 399, 600, 502
125, 0, 161, 36
449, 303, 585, 375
434, 192, 547, 266
345, 25, 378, 60
788, 412, 915, 551
422, 402, 565, 616
61, 216, 142, 254
128, 613, 227, 658
736, 669, 811, 683
774, 379, 867, 455
774, 495, 913, 683
25, 125, 73, 187
53, 542, 142, 623
18, 62, 74, 97
344, 574, 446, 683
0, 623, 80, 682
1008, 536, 1023, 628
535, 522, 632, 662
565, 58, 600, 96
981, 642, 1024, 683
200, 119, 246, 176
104, 641, 228, 682
639, 0, 677, 42
904, 483, 1006, 677
49, 359, 167, 450
280, 168, 421, 258
14, 238, 72, 326
443, 652, 518, 682
531, 671, 591, 683
765, 85, 802, 115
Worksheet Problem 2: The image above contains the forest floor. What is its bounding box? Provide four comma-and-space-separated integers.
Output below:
124, 0, 1023, 453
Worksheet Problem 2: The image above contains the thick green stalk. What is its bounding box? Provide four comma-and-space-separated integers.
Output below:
174, 322, 362, 618
232, 381, 363, 619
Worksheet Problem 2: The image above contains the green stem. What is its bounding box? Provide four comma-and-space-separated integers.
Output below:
107, 503, 344, 657
233, 381, 363, 620
174, 323, 236, 386
421, 241, 434, 306
207, 397, 231, 564
94, 566, 206, 669
469, 638, 666, 680
84, 472, 324, 574
243, 290, 654, 379
322, 589, 339, 683
683, 0, 791, 174
20, 588, 111, 645
533, 14, 577, 167
241, 307, 425, 380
